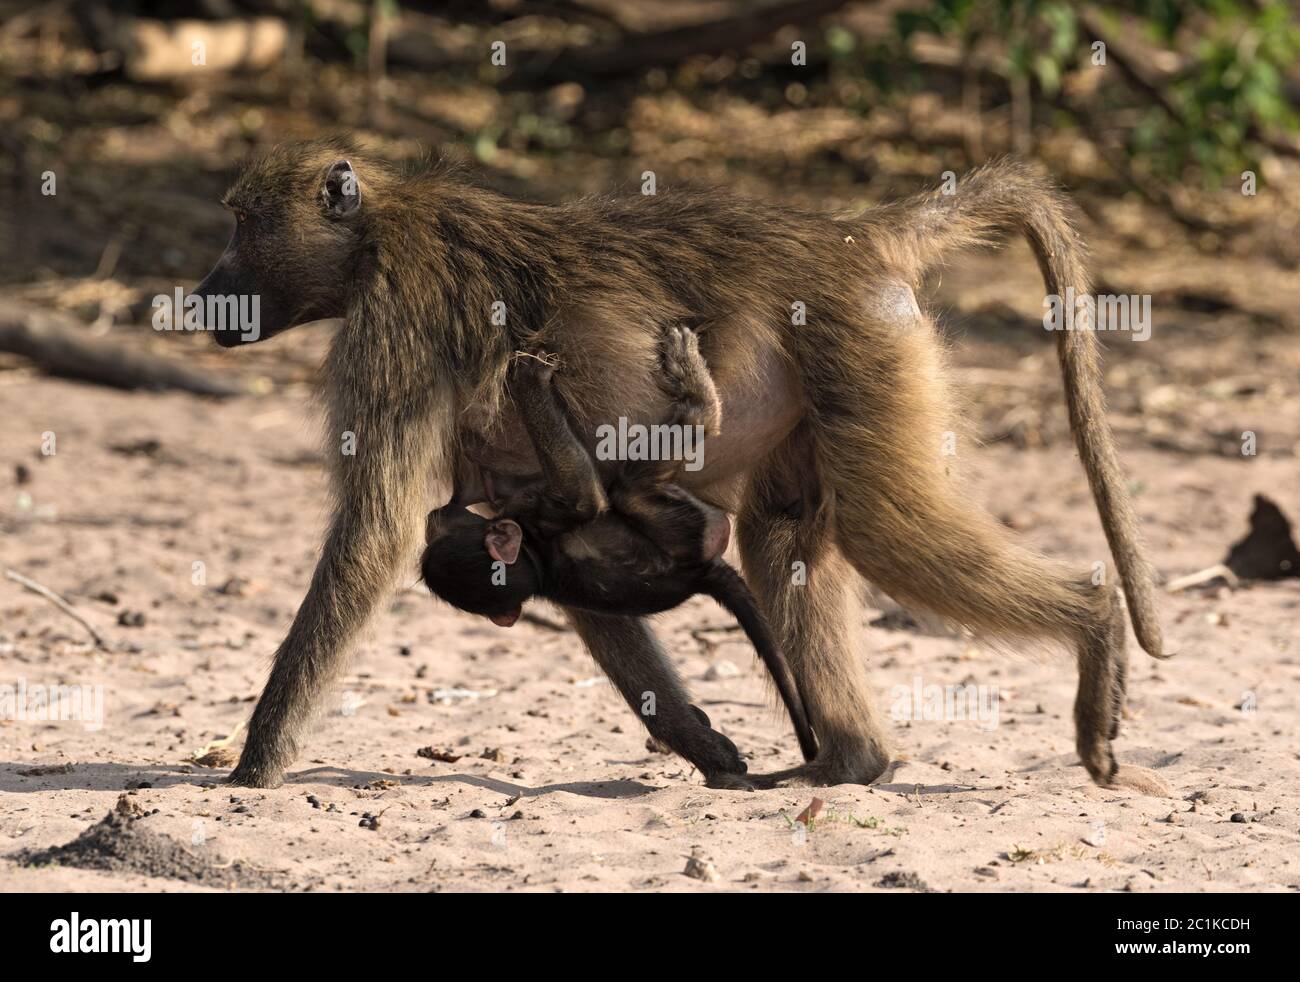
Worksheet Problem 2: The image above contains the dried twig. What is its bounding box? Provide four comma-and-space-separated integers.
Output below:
3, 568, 108, 650
1166, 563, 1240, 593
511, 349, 562, 369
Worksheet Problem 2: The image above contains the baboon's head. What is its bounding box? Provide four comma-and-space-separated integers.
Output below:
420, 505, 539, 628
193, 139, 387, 346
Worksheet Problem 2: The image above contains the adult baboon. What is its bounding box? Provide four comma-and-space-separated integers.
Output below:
193, 137, 1162, 790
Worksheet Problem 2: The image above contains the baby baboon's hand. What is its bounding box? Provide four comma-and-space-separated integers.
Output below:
514, 351, 556, 386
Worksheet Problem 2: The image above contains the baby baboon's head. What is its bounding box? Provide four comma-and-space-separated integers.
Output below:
421, 505, 539, 628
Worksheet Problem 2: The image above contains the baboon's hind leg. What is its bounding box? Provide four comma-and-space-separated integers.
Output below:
803, 304, 1128, 786
736, 438, 893, 788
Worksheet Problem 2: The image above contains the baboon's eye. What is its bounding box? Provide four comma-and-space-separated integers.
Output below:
234, 209, 248, 226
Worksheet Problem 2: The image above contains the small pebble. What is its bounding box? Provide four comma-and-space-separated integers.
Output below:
684, 853, 720, 882
704, 659, 740, 681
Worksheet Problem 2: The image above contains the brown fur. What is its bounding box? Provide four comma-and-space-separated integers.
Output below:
196, 138, 1160, 790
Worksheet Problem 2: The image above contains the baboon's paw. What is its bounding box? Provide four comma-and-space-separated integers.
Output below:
695, 730, 747, 777
705, 771, 757, 792
1077, 736, 1119, 788
662, 324, 699, 364
227, 761, 285, 790
746, 755, 890, 789
748, 767, 822, 789
681, 705, 748, 777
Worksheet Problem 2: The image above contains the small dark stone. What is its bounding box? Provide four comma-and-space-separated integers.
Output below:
876, 870, 933, 892
117, 610, 146, 628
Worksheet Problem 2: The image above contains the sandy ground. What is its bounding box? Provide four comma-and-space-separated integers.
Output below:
1, 335, 1298, 893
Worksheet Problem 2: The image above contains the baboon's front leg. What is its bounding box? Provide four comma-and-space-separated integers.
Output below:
231, 390, 445, 788
230, 520, 411, 787
566, 609, 753, 789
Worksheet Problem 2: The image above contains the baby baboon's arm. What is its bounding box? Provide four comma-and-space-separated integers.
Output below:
505, 355, 607, 535
619, 326, 721, 490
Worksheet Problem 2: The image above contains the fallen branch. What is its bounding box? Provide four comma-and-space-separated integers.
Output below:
3, 568, 108, 650
510, 0, 854, 84
0, 301, 245, 396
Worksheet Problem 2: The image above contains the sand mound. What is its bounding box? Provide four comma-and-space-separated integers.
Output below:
16, 810, 279, 890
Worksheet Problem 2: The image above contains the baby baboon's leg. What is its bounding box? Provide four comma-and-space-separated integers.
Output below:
658, 325, 721, 436
736, 437, 893, 787
566, 609, 753, 789
803, 307, 1127, 785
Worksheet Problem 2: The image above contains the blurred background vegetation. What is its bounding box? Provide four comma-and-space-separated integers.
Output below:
1, 0, 1298, 448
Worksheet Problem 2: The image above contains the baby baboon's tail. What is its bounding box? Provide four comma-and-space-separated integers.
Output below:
703, 562, 819, 762
860, 158, 1165, 659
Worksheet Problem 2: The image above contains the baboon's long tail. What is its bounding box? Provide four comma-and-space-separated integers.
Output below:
861, 158, 1165, 659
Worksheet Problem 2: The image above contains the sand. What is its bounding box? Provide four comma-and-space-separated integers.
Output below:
2, 339, 1298, 893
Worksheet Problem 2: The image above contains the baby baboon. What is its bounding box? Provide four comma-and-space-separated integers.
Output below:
194, 137, 1162, 790
422, 328, 819, 771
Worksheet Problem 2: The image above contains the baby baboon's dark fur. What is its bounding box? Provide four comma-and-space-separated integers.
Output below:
421, 332, 819, 772
194, 136, 1162, 790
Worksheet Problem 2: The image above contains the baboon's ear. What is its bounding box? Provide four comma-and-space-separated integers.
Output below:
321, 160, 360, 217
485, 519, 523, 566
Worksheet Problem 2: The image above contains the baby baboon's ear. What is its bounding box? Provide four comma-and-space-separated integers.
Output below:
321, 160, 360, 217
485, 519, 523, 566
